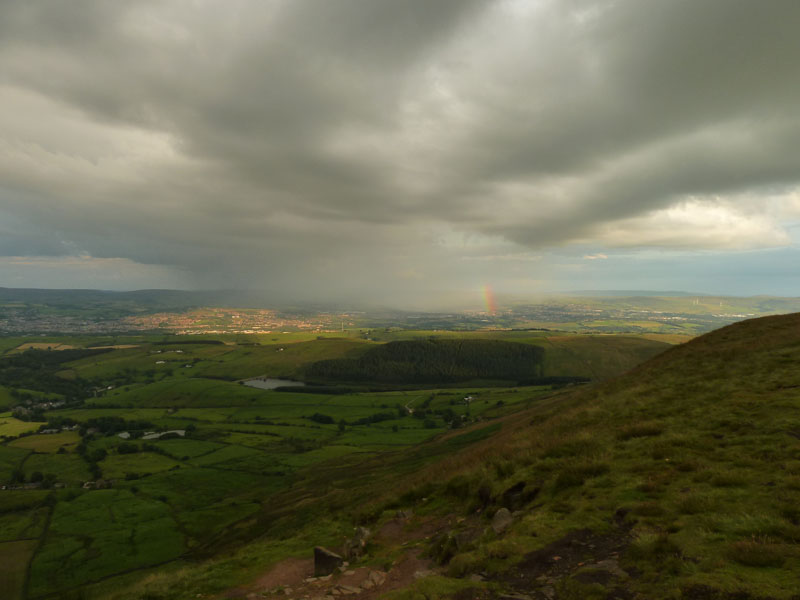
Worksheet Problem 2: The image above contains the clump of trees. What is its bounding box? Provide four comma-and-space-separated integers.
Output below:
305, 339, 545, 384
79, 416, 155, 437
0, 348, 110, 397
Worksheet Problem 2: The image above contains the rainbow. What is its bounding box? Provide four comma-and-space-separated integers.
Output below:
483, 284, 497, 315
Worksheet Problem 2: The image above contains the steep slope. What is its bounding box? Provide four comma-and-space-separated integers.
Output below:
380, 313, 800, 599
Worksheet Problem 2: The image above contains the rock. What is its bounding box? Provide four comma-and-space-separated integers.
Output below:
314, 547, 344, 577
305, 577, 318, 583
469, 574, 484, 583
368, 570, 386, 585
454, 528, 480, 551
541, 587, 555, 600
344, 527, 371, 561
413, 570, 434, 580
337, 585, 361, 595
361, 580, 374, 590
396, 509, 413, 520
491, 508, 513, 534
591, 558, 629, 580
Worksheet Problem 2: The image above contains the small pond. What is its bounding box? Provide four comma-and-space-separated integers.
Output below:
243, 377, 306, 390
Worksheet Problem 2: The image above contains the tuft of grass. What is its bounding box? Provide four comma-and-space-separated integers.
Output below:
727, 538, 788, 568
617, 422, 663, 441
631, 501, 667, 517
552, 462, 610, 493
676, 493, 718, 515
709, 471, 748, 488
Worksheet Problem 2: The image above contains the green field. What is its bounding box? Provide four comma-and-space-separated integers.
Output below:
0, 539, 38, 600
100, 452, 183, 479
23, 454, 92, 484
9, 431, 80, 453
0, 386, 13, 410
0, 418, 40, 438
0, 446, 30, 482
28, 490, 184, 597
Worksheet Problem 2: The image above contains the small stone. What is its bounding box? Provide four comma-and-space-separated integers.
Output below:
368, 570, 386, 585
361, 580, 374, 590
591, 558, 630, 580
491, 508, 513, 534
344, 570, 355, 576
469, 574, 484, 582
413, 570, 434, 580
338, 586, 360, 595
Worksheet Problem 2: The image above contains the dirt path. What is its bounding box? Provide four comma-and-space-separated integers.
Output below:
220, 549, 433, 600
218, 513, 456, 600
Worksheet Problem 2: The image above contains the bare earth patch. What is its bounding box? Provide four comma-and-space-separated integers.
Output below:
220, 549, 433, 600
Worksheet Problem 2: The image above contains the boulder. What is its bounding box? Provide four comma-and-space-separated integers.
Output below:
314, 546, 344, 577
344, 526, 371, 560
491, 508, 513, 534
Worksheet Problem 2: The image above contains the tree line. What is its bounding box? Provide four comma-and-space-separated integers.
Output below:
304, 339, 544, 384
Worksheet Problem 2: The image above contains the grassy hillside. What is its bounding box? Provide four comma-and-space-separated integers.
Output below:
369, 313, 800, 599
98, 313, 800, 600
535, 334, 669, 380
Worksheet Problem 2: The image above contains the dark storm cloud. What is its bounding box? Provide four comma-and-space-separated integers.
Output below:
1, 0, 800, 298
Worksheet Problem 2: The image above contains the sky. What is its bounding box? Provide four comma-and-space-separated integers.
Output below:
2, 0, 800, 307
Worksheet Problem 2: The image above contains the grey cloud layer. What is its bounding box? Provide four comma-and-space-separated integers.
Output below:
1, 0, 799, 296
